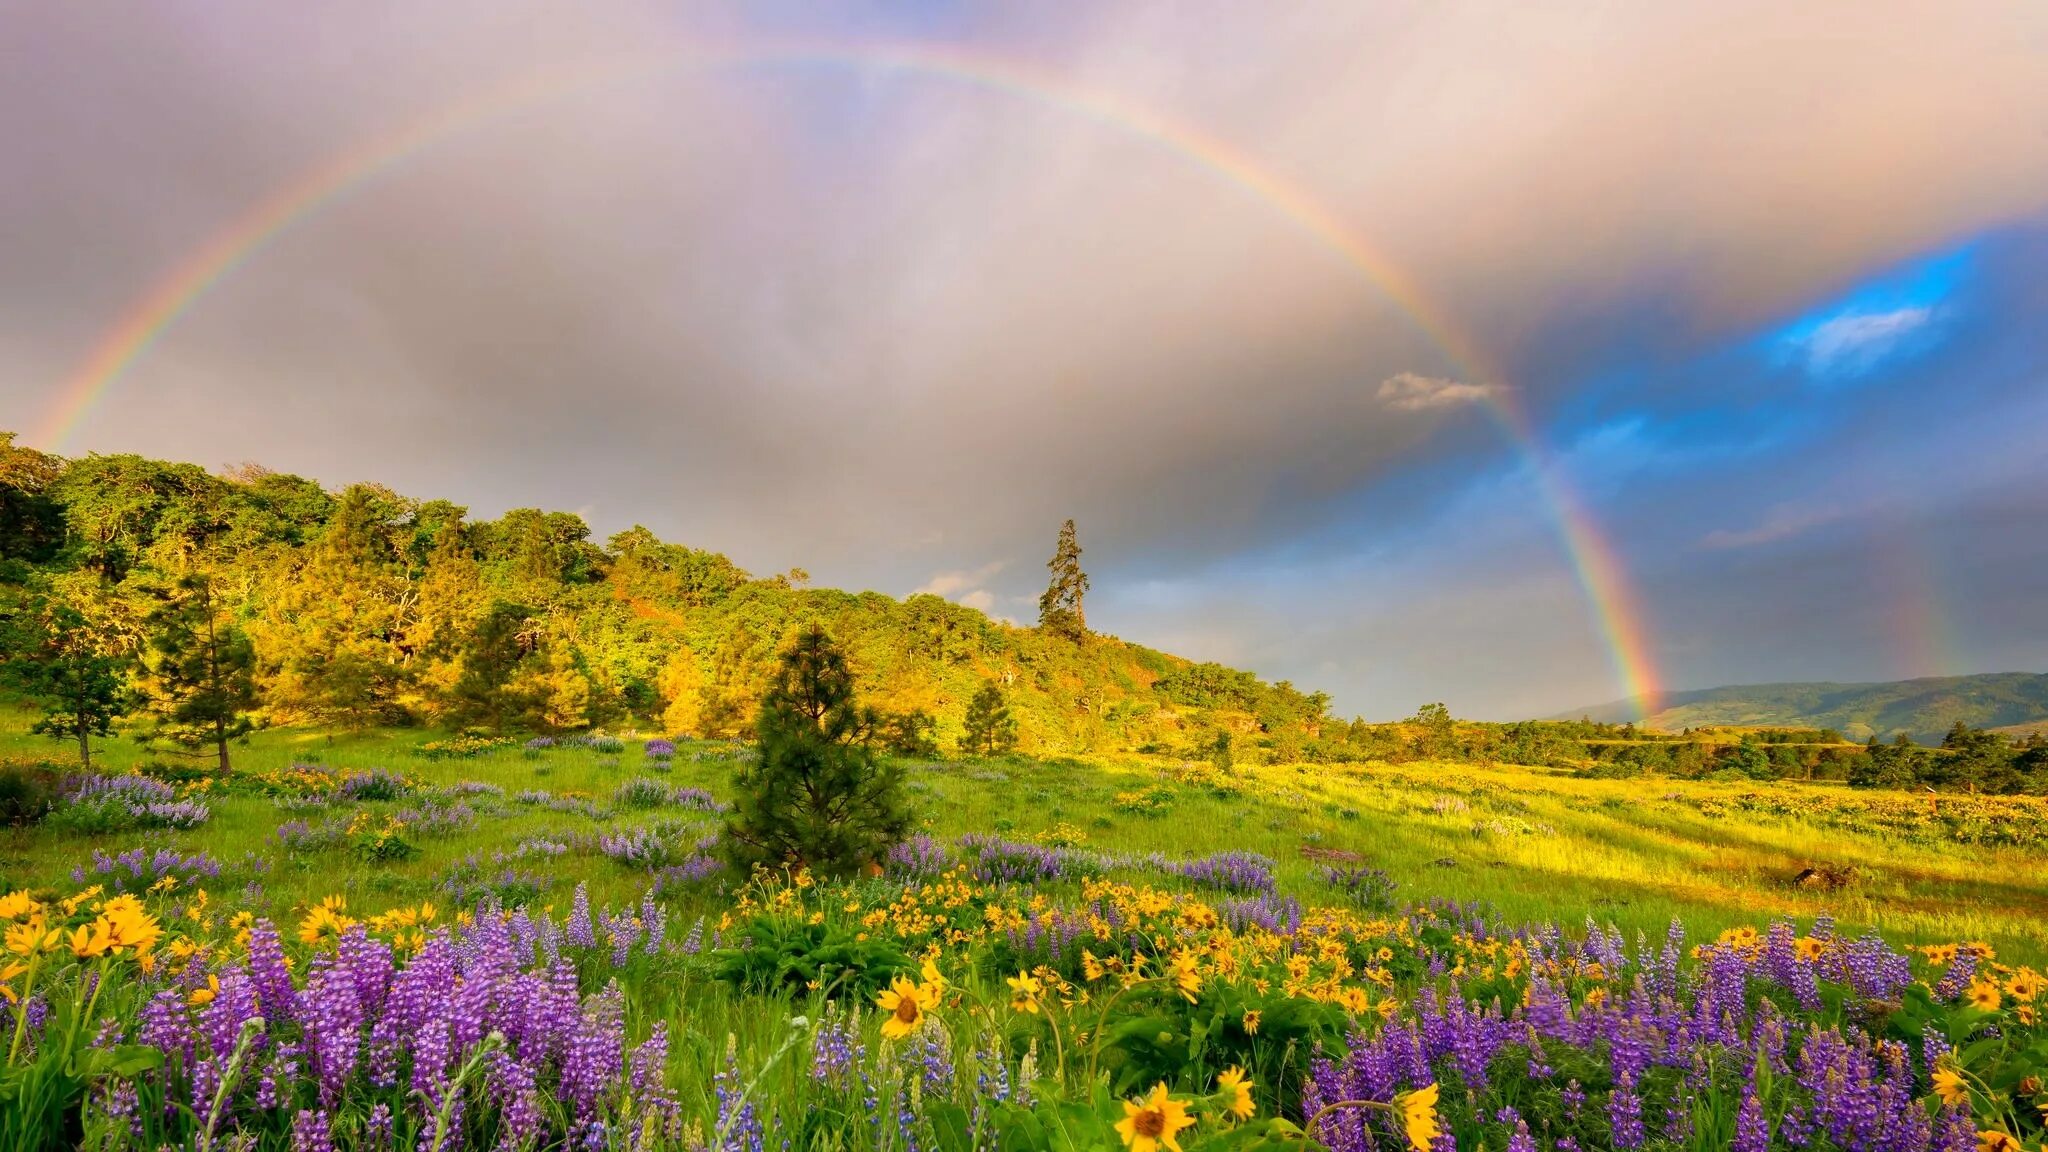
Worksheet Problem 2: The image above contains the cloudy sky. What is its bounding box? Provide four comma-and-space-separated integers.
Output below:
5, 1, 2047, 719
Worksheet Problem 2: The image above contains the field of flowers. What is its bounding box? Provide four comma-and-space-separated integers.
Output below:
3, 723, 2048, 1150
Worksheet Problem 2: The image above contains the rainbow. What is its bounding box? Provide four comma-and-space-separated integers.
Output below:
34, 38, 1662, 714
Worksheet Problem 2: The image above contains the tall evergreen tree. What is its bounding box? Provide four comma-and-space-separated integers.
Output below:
721, 626, 910, 877
1037, 518, 1089, 642
2, 603, 134, 767
960, 681, 1017, 756
144, 573, 260, 772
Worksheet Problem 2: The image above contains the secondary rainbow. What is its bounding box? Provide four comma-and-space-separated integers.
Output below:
36, 38, 1663, 714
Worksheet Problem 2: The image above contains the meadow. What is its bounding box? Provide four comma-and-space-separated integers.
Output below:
3, 719, 2046, 1150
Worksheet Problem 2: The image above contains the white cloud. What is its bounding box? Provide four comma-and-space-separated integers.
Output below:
1376, 373, 1502, 411
913, 561, 1014, 617
1699, 503, 1845, 550
1784, 307, 1935, 379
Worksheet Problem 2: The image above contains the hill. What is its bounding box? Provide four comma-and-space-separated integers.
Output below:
1566, 671, 2048, 743
0, 432, 1334, 758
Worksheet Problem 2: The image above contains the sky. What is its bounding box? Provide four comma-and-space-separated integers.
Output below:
3, 1, 2047, 720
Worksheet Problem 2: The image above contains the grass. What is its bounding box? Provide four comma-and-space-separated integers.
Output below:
4, 715, 2044, 966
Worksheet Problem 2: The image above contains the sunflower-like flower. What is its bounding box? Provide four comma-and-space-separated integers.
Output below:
1169, 950, 1202, 1002
875, 975, 939, 1040
188, 973, 221, 1006
2007, 968, 2042, 1003
1115, 1083, 1195, 1152
1215, 1066, 1255, 1121
5, 919, 57, 957
1400, 1083, 1442, 1152
1932, 1066, 1970, 1107
0, 890, 40, 922
100, 895, 163, 955
1977, 1129, 2021, 1152
1967, 980, 2002, 1012
1241, 1009, 1261, 1035
67, 920, 115, 959
1008, 971, 1043, 1014
0, 960, 26, 1004
1794, 937, 1827, 962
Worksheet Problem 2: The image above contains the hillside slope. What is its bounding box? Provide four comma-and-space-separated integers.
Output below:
1566, 672, 2048, 742
0, 433, 1328, 756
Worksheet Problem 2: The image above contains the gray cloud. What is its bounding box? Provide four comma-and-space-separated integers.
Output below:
3, 1, 2046, 714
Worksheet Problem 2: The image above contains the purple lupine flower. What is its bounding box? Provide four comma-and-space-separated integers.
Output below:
291, 1109, 335, 1152
567, 883, 597, 948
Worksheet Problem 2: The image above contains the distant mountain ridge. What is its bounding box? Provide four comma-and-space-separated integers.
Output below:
1563, 671, 2048, 743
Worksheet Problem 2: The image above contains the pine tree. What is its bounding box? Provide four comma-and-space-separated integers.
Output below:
144, 573, 260, 772
2, 603, 134, 767
1038, 518, 1089, 642
960, 681, 1017, 756
721, 626, 910, 877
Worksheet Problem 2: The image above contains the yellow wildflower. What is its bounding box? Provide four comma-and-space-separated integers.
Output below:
1215, 1066, 1255, 1121
189, 974, 221, 1006
1007, 971, 1043, 1014
1967, 981, 2002, 1012
1115, 1083, 1194, 1152
1401, 1083, 1442, 1152
1932, 1066, 1969, 1107
875, 976, 938, 1040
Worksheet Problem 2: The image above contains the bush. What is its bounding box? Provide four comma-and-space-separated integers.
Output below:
0, 760, 61, 826
709, 914, 912, 1001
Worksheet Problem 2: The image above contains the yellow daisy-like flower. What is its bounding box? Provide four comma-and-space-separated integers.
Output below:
1977, 1130, 2021, 1152
1114, 1083, 1195, 1152
0, 890, 39, 921
2007, 969, 2042, 1003
875, 976, 939, 1040
1400, 1083, 1442, 1152
0, 960, 26, 1004
1215, 1066, 1256, 1121
188, 974, 221, 1006
1794, 937, 1827, 962
5, 920, 56, 957
1169, 951, 1202, 1002
100, 896, 163, 955
1007, 971, 1043, 1014
68, 920, 115, 959
1966, 981, 2002, 1012
1242, 1009, 1261, 1035
1082, 950, 1106, 982
1932, 1066, 1970, 1107
920, 957, 946, 992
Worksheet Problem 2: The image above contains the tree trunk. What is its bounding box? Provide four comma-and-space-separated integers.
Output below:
218, 736, 232, 775
78, 724, 91, 769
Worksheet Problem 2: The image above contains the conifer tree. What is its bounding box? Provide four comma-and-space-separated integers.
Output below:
722, 626, 910, 877
144, 573, 260, 772
1038, 518, 1089, 642
961, 681, 1017, 756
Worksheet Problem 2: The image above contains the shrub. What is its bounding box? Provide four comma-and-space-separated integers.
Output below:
709, 914, 912, 1001
0, 761, 61, 825
337, 769, 410, 801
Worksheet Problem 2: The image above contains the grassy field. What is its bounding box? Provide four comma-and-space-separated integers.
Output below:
6, 716, 2048, 1150
5, 717, 2045, 964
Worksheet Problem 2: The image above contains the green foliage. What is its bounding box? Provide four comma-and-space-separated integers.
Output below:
708, 913, 914, 1000
0, 759, 60, 826
721, 626, 913, 877
875, 708, 940, 758
1, 602, 135, 767
141, 573, 259, 771
961, 681, 1018, 756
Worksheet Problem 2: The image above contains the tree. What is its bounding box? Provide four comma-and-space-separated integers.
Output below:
1409, 702, 1456, 760
144, 573, 259, 772
960, 681, 1018, 756
2, 603, 134, 767
1037, 519, 1089, 642
721, 626, 911, 877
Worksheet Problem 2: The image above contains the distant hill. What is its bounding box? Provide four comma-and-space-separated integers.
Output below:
1564, 672, 2048, 743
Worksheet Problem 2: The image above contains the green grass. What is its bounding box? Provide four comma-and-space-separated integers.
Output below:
4, 714, 2044, 966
